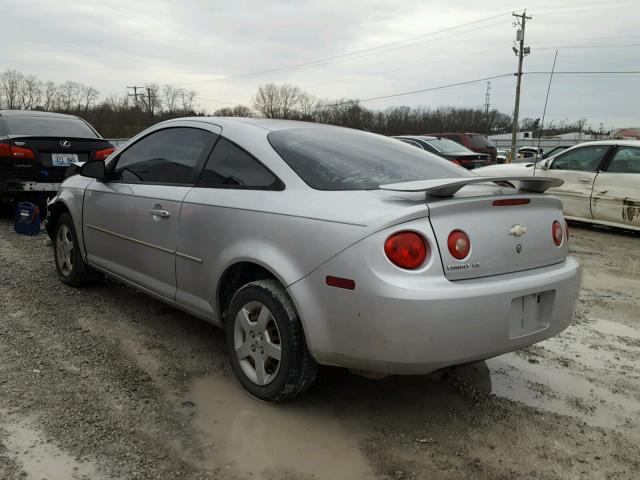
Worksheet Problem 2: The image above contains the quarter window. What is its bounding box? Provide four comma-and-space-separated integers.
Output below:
197, 138, 281, 189
606, 147, 640, 174
112, 127, 216, 184
550, 145, 609, 172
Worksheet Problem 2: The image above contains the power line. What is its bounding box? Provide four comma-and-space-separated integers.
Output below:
306, 74, 514, 110
535, 44, 640, 50
170, 12, 512, 86
524, 70, 640, 75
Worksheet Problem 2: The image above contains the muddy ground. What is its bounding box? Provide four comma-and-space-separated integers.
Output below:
0, 215, 638, 480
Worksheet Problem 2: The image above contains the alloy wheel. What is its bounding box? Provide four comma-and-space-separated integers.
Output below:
56, 224, 74, 277
233, 301, 282, 386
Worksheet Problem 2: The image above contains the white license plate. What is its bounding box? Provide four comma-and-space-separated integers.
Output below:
52, 153, 78, 166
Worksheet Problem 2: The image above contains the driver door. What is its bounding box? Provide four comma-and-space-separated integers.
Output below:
536, 144, 612, 219
82, 125, 218, 299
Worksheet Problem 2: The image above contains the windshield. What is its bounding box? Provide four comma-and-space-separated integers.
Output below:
3, 116, 98, 138
268, 127, 470, 190
423, 138, 471, 154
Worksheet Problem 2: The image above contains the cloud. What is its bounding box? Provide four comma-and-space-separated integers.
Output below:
0, 0, 638, 127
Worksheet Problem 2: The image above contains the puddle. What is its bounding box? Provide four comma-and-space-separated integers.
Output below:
189, 374, 375, 480
0, 411, 104, 480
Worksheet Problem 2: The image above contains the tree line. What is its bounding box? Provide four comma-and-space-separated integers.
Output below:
0, 69, 606, 138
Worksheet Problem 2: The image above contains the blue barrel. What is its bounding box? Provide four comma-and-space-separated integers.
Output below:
14, 202, 41, 235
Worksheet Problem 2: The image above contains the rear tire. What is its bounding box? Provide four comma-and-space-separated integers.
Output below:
226, 280, 318, 402
53, 213, 101, 286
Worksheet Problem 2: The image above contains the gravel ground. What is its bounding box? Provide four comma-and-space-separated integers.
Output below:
0, 215, 639, 480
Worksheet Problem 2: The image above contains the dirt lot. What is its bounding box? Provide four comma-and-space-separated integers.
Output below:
0, 215, 639, 480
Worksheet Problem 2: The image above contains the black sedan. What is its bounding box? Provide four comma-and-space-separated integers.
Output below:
0, 110, 115, 204
394, 135, 491, 170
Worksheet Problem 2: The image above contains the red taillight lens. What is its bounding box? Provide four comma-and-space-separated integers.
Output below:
552, 221, 563, 246
447, 230, 471, 260
0, 143, 10, 157
451, 159, 462, 166
384, 231, 429, 270
95, 147, 116, 161
492, 198, 531, 207
11, 145, 36, 160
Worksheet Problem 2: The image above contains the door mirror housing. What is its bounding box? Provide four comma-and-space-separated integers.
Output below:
540, 159, 550, 170
80, 160, 106, 180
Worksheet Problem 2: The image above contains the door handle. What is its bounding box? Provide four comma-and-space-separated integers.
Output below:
149, 208, 170, 218
578, 178, 591, 184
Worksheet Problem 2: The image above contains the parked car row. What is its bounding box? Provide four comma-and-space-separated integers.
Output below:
475, 140, 640, 231
393, 135, 491, 169
45, 116, 581, 401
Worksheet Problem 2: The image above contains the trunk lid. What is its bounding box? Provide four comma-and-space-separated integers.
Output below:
7, 136, 113, 182
379, 176, 568, 281
427, 192, 568, 280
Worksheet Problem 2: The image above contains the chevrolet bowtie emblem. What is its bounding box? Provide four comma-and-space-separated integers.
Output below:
509, 224, 527, 237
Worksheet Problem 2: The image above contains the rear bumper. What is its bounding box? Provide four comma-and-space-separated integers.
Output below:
289, 255, 581, 375
3, 181, 60, 192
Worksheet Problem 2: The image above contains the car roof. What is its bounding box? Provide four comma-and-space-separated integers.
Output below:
0, 109, 80, 120
565, 139, 640, 148
394, 135, 438, 140
173, 116, 341, 132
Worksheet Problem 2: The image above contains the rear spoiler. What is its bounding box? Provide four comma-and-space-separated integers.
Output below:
380, 176, 563, 198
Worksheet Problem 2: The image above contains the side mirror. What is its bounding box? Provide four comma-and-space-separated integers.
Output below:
80, 160, 106, 180
541, 159, 550, 170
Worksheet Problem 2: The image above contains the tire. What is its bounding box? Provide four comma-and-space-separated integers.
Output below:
53, 213, 101, 286
226, 279, 318, 402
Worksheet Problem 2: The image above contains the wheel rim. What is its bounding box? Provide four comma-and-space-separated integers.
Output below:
56, 224, 74, 277
234, 301, 282, 386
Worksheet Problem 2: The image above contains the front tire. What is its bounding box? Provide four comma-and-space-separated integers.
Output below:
53, 213, 100, 286
226, 280, 318, 402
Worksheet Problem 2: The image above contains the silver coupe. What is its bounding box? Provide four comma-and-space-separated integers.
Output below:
47, 118, 581, 402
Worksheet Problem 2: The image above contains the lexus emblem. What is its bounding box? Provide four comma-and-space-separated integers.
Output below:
60, 140, 71, 148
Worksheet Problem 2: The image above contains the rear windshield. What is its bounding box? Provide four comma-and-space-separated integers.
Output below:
424, 138, 471, 154
3, 116, 98, 138
468, 134, 495, 149
268, 127, 470, 190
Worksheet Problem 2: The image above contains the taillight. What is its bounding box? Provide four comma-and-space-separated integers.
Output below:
493, 199, 530, 206
451, 159, 461, 166
552, 221, 563, 247
0, 143, 10, 157
384, 231, 429, 270
10, 145, 36, 160
447, 230, 471, 260
95, 147, 116, 161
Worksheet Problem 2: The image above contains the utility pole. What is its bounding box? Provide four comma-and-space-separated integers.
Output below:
145, 87, 156, 117
484, 81, 491, 134
509, 10, 532, 163
127, 86, 144, 108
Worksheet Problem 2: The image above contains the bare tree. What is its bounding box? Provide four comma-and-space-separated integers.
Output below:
252, 83, 302, 118
162, 85, 180, 114
0, 70, 25, 109
213, 105, 252, 117
42, 81, 58, 111
20, 75, 42, 109
81, 85, 100, 114
58, 81, 81, 111
179, 89, 196, 114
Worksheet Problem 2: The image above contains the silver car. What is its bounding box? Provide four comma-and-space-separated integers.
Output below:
47, 118, 581, 402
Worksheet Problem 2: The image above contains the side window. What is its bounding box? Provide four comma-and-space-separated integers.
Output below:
550, 145, 609, 171
197, 138, 282, 189
398, 139, 424, 149
112, 127, 216, 184
606, 147, 640, 174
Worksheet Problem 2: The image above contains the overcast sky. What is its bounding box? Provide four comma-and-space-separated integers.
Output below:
1, 0, 639, 128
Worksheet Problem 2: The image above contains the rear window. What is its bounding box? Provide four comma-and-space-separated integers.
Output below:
268, 127, 470, 190
468, 134, 495, 149
424, 138, 471, 154
3, 116, 98, 138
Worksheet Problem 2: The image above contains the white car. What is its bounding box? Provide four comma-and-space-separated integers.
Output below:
474, 140, 640, 231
